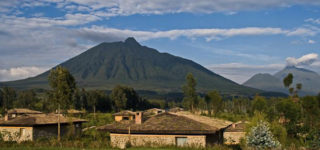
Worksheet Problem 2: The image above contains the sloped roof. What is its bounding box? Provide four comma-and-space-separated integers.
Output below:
170, 111, 232, 129
112, 110, 135, 116
7, 108, 43, 114
225, 121, 247, 132
67, 109, 86, 114
0, 114, 87, 126
98, 113, 220, 135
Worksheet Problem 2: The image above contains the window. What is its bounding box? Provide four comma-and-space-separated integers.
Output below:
20, 128, 26, 137
176, 137, 187, 147
123, 116, 129, 120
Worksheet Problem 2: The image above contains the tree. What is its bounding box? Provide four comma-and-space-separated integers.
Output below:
205, 90, 222, 116
48, 66, 76, 110
252, 95, 267, 113
110, 85, 139, 111
182, 73, 198, 112
283, 73, 302, 97
48, 66, 76, 141
14, 90, 38, 109
1, 87, 17, 111
276, 98, 301, 136
301, 96, 320, 129
283, 73, 293, 88
246, 121, 281, 149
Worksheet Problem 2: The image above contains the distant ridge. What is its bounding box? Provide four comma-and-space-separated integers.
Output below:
1, 37, 260, 96
244, 66, 320, 95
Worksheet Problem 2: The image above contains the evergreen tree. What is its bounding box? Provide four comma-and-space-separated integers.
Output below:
246, 121, 281, 149
182, 73, 198, 112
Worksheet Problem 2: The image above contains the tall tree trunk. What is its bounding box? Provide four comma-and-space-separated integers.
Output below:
58, 104, 61, 141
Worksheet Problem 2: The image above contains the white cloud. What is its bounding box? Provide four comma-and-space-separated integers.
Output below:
308, 39, 316, 44
305, 18, 320, 24
0, 67, 48, 81
207, 63, 285, 84
77, 26, 317, 43
286, 53, 319, 67
2, 0, 320, 16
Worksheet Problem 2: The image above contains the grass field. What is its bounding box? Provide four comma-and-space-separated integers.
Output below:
0, 147, 230, 150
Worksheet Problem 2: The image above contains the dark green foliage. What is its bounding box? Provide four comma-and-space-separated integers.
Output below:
182, 73, 198, 112
1, 38, 259, 96
306, 129, 320, 149
251, 95, 267, 113
283, 73, 293, 88
110, 85, 140, 111
13, 90, 39, 109
1, 87, 17, 110
301, 96, 320, 129
48, 66, 76, 110
205, 90, 222, 116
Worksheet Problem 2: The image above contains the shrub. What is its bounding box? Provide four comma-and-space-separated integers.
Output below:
246, 121, 281, 149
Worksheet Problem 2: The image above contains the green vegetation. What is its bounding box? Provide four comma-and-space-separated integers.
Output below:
0, 67, 320, 149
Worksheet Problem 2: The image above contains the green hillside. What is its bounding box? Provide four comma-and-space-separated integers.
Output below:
1, 38, 260, 96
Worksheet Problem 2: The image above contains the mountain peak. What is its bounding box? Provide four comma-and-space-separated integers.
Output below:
124, 37, 140, 46
283, 66, 315, 73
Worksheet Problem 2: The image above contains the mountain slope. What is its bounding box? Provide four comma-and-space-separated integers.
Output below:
1, 38, 260, 95
244, 66, 320, 95
243, 73, 285, 93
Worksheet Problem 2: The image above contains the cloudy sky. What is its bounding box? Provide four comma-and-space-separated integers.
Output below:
1, 0, 320, 83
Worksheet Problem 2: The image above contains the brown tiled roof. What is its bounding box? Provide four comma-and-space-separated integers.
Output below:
98, 113, 220, 135
112, 110, 135, 116
225, 122, 247, 132
7, 108, 43, 114
0, 114, 87, 126
67, 109, 86, 114
170, 111, 232, 129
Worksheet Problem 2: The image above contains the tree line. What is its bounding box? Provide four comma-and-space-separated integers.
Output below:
0, 66, 155, 114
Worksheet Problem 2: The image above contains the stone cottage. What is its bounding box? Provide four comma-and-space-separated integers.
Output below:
113, 110, 136, 122
0, 113, 87, 142
98, 111, 232, 149
5, 108, 43, 120
224, 121, 247, 145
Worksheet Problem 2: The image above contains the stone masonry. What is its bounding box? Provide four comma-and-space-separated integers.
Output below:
110, 133, 206, 149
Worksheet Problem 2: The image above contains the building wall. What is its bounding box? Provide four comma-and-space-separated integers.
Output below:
115, 116, 134, 122
33, 123, 82, 140
110, 133, 206, 149
223, 132, 246, 145
0, 126, 33, 142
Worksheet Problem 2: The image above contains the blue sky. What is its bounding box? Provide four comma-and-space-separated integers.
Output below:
0, 0, 320, 83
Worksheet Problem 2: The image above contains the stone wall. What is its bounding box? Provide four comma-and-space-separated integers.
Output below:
223, 132, 246, 145
33, 123, 82, 140
0, 126, 33, 142
110, 133, 206, 149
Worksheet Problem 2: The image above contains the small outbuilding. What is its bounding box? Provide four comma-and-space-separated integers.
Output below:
0, 113, 87, 142
113, 110, 136, 122
224, 121, 247, 145
98, 111, 232, 149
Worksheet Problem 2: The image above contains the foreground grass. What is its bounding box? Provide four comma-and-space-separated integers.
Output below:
0, 147, 230, 150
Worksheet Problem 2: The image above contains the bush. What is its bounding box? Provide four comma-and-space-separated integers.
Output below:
246, 121, 281, 149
